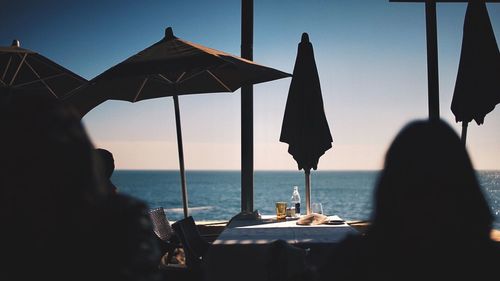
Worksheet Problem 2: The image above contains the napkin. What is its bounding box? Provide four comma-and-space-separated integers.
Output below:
296, 213, 328, 225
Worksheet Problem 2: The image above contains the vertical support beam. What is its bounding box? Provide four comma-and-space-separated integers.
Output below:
241, 0, 254, 213
425, 1, 440, 120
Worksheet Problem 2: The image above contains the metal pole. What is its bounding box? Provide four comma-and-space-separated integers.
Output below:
173, 94, 189, 218
425, 0, 440, 121
305, 170, 311, 215
241, 0, 254, 213
461, 121, 468, 146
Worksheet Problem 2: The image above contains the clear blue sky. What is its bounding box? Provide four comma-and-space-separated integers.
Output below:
2, 0, 499, 170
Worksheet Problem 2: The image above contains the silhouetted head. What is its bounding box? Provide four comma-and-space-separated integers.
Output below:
371, 119, 492, 242
95, 148, 115, 178
95, 148, 118, 194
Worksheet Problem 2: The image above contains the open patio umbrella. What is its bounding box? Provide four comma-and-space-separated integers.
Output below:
1, 40, 86, 99
451, 2, 500, 145
280, 33, 333, 215
63, 27, 291, 218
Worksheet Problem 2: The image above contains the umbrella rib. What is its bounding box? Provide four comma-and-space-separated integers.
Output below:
9, 53, 27, 86
134, 77, 148, 102
176, 71, 200, 83
1, 56, 12, 82
24, 60, 58, 98
13, 73, 66, 88
206, 70, 232, 92
158, 74, 173, 84
176, 72, 186, 83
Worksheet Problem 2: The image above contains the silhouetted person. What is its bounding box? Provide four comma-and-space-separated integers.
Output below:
95, 148, 118, 194
317, 119, 499, 281
0, 94, 163, 281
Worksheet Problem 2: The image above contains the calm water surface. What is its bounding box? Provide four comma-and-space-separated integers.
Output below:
112, 170, 500, 229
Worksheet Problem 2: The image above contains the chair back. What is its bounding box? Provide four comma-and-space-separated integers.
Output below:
149, 207, 173, 241
171, 216, 210, 268
266, 239, 308, 281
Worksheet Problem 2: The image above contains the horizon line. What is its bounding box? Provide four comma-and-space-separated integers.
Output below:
114, 169, 500, 172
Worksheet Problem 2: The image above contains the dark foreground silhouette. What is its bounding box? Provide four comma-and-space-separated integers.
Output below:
316, 119, 500, 281
0, 94, 163, 281
95, 148, 118, 194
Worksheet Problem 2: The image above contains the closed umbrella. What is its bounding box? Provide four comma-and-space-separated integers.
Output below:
451, 2, 500, 145
280, 33, 333, 215
63, 27, 291, 218
1, 40, 86, 98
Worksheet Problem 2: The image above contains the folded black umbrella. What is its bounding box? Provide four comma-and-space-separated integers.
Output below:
280, 33, 332, 215
451, 2, 500, 143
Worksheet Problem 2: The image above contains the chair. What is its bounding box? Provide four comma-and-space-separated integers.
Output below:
149, 207, 174, 241
171, 216, 210, 279
266, 239, 309, 281
148, 207, 180, 265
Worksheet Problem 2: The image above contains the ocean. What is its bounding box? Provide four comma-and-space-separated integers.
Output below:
112, 170, 500, 229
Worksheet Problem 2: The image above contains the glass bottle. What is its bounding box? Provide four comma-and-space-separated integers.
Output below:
291, 186, 301, 217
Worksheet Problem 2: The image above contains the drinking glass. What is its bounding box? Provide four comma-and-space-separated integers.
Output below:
311, 202, 323, 215
275, 202, 287, 220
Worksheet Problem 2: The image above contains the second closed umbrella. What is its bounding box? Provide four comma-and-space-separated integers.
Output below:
280, 33, 333, 215
451, 2, 500, 144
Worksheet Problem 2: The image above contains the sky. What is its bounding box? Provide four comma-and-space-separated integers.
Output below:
2, 0, 500, 171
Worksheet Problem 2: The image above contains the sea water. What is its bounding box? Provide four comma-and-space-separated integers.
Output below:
112, 170, 500, 229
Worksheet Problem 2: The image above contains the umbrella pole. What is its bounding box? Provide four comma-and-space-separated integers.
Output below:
461, 121, 468, 146
305, 169, 311, 215
173, 94, 189, 218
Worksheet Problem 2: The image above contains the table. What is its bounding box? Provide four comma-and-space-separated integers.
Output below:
203, 215, 359, 281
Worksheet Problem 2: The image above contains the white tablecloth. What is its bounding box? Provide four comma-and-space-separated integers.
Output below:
203, 215, 359, 281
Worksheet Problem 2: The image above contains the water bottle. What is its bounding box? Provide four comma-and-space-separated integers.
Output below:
291, 186, 301, 216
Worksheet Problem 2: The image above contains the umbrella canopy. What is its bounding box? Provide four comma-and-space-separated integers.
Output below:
451, 2, 500, 144
280, 33, 332, 215
0, 40, 86, 99
64, 27, 290, 116
63, 27, 291, 218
